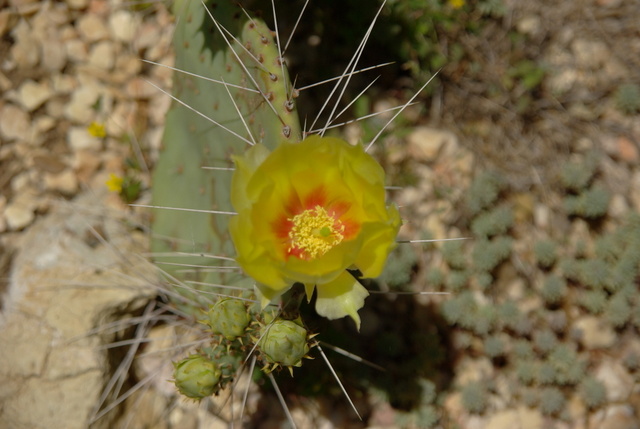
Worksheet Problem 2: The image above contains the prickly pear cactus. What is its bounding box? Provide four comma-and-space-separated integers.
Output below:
151, 0, 301, 309
151, 1, 403, 417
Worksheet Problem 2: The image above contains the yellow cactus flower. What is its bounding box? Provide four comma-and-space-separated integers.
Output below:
87, 121, 107, 138
106, 173, 124, 193
229, 135, 402, 329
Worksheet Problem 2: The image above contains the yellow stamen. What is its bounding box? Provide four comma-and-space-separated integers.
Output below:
288, 206, 344, 259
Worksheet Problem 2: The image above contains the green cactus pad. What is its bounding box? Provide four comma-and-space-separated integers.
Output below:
151, 1, 302, 312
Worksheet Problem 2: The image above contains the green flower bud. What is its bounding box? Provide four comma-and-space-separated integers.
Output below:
259, 319, 309, 368
206, 298, 251, 340
173, 354, 221, 399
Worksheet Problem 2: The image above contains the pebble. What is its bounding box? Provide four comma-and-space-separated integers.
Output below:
109, 10, 137, 43
16, 79, 54, 111
4, 194, 37, 230
407, 126, 459, 162
485, 407, 543, 429
42, 38, 67, 71
65, 38, 88, 63
43, 169, 78, 195
0, 103, 30, 141
64, 84, 102, 123
593, 405, 639, 429
67, 126, 103, 151
573, 316, 617, 349
594, 359, 633, 402
76, 13, 108, 42
9, 19, 40, 68
88, 40, 116, 70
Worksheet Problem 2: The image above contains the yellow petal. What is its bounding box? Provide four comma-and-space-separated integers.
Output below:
314, 270, 369, 330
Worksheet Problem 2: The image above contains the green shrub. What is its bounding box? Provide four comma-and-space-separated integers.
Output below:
539, 387, 565, 415
461, 381, 489, 413
541, 274, 567, 304
579, 377, 607, 408
534, 239, 557, 268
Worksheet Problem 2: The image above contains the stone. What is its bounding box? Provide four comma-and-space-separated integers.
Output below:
16, 79, 54, 111
0, 103, 30, 141
4, 194, 37, 230
134, 21, 161, 52
76, 13, 108, 42
573, 316, 617, 349
0, 70, 11, 92
42, 38, 67, 71
73, 149, 102, 183
126, 77, 157, 99
88, 41, 116, 70
485, 407, 543, 429
65, 38, 88, 63
0, 191, 155, 429
10, 19, 40, 68
571, 39, 609, 69
43, 169, 79, 195
617, 136, 639, 163
407, 126, 459, 162
109, 10, 137, 43
68, 126, 103, 151
51, 73, 77, 94
64, 83, 102, 123
594, 359, 633, 402
594, 405, 639, 429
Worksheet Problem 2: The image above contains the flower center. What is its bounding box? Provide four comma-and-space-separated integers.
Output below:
288, 205, 345, 259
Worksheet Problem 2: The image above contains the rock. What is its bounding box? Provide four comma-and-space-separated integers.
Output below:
617, 136, 639, 163
126, 77, 157, 99
516, 15, 542, 38
134, 21, 161, 52
608, 194, 629, 219
65, 0, 88, 9
0, 191, 155, 429
64, 83, 102, 123
594, 359, 633, 402
109, 10, 137, 43
73, 149, 102, 183
76, 13, 108, 42
0, 71, 11, 93
573, 316, 617, 349
42, 38, 67, 71
16, 79, 54, 111
43, 169, 79, 195
0, 103, 30, 141
88, 41, 116, 71
68, 126, 103, 151
407, 126, 459, 162
485, 406, 543, 429
10, 19, 40, 68
571, 39, 609, 69
65, 38, 88, 63
593, 405, 639, 429
4, 192, 37, 230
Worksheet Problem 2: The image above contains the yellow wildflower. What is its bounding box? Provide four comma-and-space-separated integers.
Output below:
449, 0, 465, 9
106, 173, 124, 193
88, 121, 107, 138
229, 135, 401, 329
